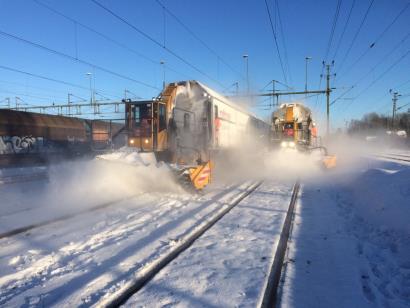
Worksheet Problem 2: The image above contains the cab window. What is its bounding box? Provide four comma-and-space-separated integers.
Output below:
134, 104, 151, 127
284, 123, 294, 129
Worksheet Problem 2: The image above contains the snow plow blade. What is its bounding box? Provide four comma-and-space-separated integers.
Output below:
96, 148, 212, 192
309, 146, 337, 169
322, 155, 337, 169
188, 161, 212, 190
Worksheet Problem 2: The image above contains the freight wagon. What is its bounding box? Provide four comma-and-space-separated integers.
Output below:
0, 109, 124, 154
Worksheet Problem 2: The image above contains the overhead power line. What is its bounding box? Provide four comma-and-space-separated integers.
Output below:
91, 0, 227, 89
0, 64, 121, 99
337, 0, 375, 73
315, 0, 342, 111
33, 0, 190, 80
339, 2, 410, 78
315, 0, 342, 114
324, 0, 342, 62
331, 0, 356, 61
263, 0, 288, 84
355, 50, 410, 99
0, 30, 160, 90
335, 30, 410, 104
0, 78, 71, 96
275, 0, 293, 87
341, 49, 410, 115
0, 88, 64, 102
155, 0, 245, 82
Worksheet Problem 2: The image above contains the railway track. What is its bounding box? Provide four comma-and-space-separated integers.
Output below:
96, 181, 263, 307
95, 181, 301, 308
0, 181, 300, 307
0, 194, 142, 240
374, 153, 410, 163
0, 153, 50, 168
260, 181, 300, 308
0, 171, 48, 185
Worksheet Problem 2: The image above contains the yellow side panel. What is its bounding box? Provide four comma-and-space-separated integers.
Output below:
189, 161, 212, 190
285, 107, 293, 122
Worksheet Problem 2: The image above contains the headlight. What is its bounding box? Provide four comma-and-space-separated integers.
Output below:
281, 141, 288, 147
144, 139, 149, 144
129, 139, 135, 144
289, 141, 295, 147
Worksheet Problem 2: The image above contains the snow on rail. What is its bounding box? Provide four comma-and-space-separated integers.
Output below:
0, 182, 256, 306
124, 180, 296, 307
97, 181, 262, 307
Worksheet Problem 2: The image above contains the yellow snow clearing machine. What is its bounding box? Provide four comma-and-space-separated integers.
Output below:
124, 83, 212, 190
271, 103, 337, 169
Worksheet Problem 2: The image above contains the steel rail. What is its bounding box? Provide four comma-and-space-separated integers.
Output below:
98, 181, 262, 308
0, 172, 48, 185
260, 180, 300, 308
374, 154, 410, 163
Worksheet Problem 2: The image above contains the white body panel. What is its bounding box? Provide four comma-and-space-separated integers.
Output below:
170, 81, 265, 154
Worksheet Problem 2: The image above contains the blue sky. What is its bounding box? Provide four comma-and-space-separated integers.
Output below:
0, 0, 409, 130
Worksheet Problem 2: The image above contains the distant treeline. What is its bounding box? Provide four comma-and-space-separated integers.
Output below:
348, 112, 410, 134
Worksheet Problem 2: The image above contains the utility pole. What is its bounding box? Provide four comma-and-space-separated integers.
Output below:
259, 67, 334, 136
160, 60, 165, 89
326, 64, 331, 136
323, 61, 335, 137
272, 80, 276, 106
390, 90, 400, 130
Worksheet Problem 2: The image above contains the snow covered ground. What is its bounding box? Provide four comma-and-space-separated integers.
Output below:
0, 182, 251, 306
1, 147, 409, 307
280, 155, 410, 308
2, 152, 291, 307
124, 180, 294, 307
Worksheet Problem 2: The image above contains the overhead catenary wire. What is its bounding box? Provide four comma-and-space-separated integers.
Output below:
329, 86, 354, 106
263, 0, 288, 85
0, 88, 65, 102
155, 0, 245, 82
338, 2, 410, 79
313, 0, 343, 116
0, 79, 73, 96
324, 0, 342, 62
313, 0, 342, 115
331, 0, 356, 62
33, 0, 191, 81
91, 0, 227, 89
275, 0, 293, 88
336, 0, 375, 74
334, 30, 410, 108
0, 64, 122, 100
342, 49, 410, 113
362, 76, 410, 113
0, 30, 160, 91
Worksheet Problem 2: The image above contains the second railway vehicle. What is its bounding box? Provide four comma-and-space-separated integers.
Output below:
271, 103, 336, 168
